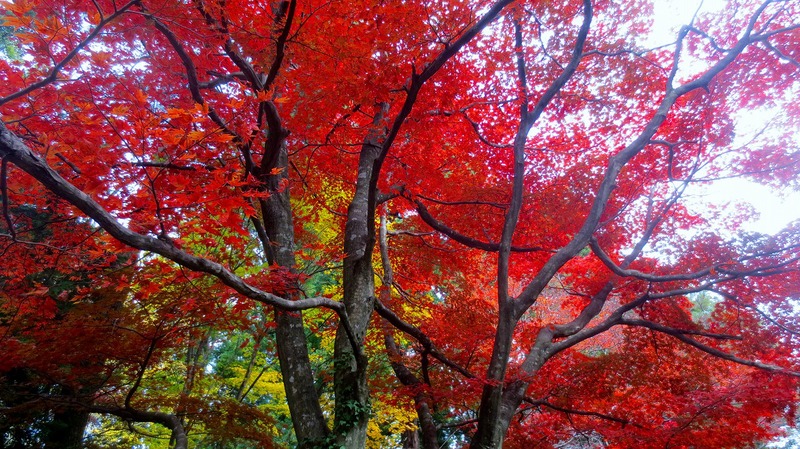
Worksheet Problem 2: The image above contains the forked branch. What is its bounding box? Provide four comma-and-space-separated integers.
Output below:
0, 0, 140, 107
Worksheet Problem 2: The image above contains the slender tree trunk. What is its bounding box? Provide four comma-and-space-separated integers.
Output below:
402, 429, 420, 449
379, 214, 439, 449
235, 333, 263, 401
172, 332, 209, 446
384, 330, 439, 449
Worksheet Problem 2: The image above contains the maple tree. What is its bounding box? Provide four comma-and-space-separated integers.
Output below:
1, 0, 800, 447
0, 204, 275, 448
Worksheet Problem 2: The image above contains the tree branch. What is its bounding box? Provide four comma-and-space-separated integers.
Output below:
622, 319, 800, 377
88, 405, 189, 449
193, 0, 264, 91
711, 288, 800, 337
141, 9, 244, 143
374, 299, 474, 379
413, 199, 552, 253
378, 214, 439, 449
619, 319, 743, 341
0, 120, 357, 329
590, 237, 718, 282
264, 0, 297, 92
0, 158, 14, 240
0, 0, 140, 107
523, 398, 633, 426
514, 0, 777, 317
367, 0, 517, 247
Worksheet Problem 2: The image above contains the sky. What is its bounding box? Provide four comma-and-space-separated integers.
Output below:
648, 0, 800, 236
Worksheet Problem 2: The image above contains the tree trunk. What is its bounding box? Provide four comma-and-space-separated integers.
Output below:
262, 144, 329, 446
43, 408, 90, 449
333, 103, 389, 447
402, 429, 420, 449
470, 306, 517, 449
379, 214, 439, 449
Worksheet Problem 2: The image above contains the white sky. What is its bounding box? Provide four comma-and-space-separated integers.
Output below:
647, 0, 800, 236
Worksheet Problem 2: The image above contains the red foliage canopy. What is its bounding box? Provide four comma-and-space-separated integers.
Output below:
1, 0, 800, 448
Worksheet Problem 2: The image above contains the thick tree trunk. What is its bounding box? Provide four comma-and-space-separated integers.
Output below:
469, 306, 517, 449
333, 103, 389, 447
333, 253, 373, 448
43, 408, 90, 449
262, 145, 329, 446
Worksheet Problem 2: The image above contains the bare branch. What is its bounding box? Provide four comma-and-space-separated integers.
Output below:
590, 237, 718, 282
125, 337, 159, 409
523, 398, 633, 426
462, 110, 513, 149
54, 153, 82, 175
552, 283, 615, 339
762, 40, 800, 68
619, 319, 743, 341
264, 0, 297, 92
198, 71, 247, 90
416, 193, 508, 210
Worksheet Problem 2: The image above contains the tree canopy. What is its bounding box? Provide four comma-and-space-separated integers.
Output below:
1, 0, 800, 448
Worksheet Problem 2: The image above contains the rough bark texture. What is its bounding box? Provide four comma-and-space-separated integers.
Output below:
333, 103, 389, 447
470, 308, 516, 449
261, 145, 329, 446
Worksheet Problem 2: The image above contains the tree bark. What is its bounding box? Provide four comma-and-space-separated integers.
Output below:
261, 143, 329, 446
333, 103, 389, 447
469, 305, 516, 449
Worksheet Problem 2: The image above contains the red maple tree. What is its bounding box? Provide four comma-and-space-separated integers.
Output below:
1, 0, 800, 447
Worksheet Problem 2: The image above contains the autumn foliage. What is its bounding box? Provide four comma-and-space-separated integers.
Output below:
1, 0, 800, 448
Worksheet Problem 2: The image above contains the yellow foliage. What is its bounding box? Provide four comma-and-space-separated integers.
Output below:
226, 367, 291, 415
366, 398, 418, 448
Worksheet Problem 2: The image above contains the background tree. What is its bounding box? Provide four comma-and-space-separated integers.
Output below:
1, 0, 800, 448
